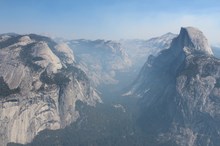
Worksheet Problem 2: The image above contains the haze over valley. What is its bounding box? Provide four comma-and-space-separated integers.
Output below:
1, 0, 220, 146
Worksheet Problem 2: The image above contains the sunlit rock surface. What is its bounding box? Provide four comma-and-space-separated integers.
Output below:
0, 34, 101, 146
55, 43, 75, 64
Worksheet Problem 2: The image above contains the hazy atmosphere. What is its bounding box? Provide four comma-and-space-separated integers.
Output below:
1, 0, 220, 45
1, 1, 220, 146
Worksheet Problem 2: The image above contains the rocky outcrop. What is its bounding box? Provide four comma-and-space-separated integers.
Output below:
0, 34, 101, 146
129, 27, 220, 146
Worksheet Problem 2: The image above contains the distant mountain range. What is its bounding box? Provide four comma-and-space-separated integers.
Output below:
66, 33, 219, 90
67, 39, 132, 86
64, 33, 177, 88
1, 28, 220, 146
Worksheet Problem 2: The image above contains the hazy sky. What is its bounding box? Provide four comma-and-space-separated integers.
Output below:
0, 0, 220, 45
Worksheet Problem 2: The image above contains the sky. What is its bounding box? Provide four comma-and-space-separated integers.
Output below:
0, 0, 220, 45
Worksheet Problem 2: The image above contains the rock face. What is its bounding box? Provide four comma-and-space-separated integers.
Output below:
129, 27, 220, 146
0, 34, 101, 146
68, 39, 132, 86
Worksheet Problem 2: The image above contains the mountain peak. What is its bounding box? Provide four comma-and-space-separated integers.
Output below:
161, 32, 176, 37
129, 27, 220, 145
178, 27, 213, 55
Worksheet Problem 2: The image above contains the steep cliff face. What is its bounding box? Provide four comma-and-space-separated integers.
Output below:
0, 34, 101, 145
130, 27, 220, 146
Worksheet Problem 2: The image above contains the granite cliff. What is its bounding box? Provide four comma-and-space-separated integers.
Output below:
129, 27, 220, 146
0, 34, 101, 145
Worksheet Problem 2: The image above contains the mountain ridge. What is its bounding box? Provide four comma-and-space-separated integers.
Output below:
127, 27, 220, 146
2, 27, 220, 146
0, 34, 101, 146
